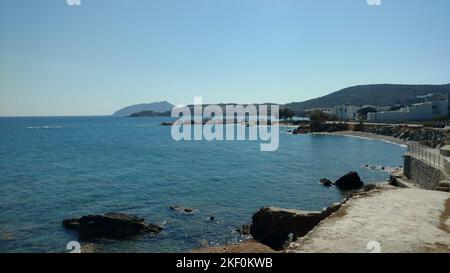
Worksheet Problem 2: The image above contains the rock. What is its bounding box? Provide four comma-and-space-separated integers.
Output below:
81, 243, 96, 253
62, 213, 162, 240
63, 219, 80, 230
319, 178, 333, 187
236, 224, 252, 235
170, 205, 196, 214
334, 171, 364, 190
250, 207, 324, 250
292, 126, 310, 134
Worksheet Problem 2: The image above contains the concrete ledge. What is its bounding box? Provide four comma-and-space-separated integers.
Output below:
440, 145, 450, 156
392, 176, 420, 189
389, 168, 420, 189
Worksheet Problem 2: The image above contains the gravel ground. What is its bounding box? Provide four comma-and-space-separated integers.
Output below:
288, 187, 450, 253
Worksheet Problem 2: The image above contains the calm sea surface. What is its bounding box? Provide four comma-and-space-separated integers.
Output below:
0, 116, 405, 252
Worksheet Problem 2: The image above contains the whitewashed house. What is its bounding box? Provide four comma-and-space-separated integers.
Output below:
367, 100, 448, 122
331, 105, 360, 120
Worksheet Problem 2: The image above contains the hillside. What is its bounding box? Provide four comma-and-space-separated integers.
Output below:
285, 84, 450, 111
128, 110, 171, 117
113, 101, 174, 116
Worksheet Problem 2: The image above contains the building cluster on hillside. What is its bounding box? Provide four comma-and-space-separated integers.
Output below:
319, 93, 449, 123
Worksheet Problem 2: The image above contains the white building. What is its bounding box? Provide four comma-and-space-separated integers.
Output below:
367, 101, 448, 122
331, 105, 360, 120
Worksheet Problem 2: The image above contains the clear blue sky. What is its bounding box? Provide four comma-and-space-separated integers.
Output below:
0, 0, 449, 116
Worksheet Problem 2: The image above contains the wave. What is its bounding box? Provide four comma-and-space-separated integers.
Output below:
363, 164, 402, 174
27, 125, 65, 129
136, 124, 157, 127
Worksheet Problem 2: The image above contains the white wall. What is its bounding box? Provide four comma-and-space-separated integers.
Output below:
368, 101, 448, 122
332, 105, 360, 120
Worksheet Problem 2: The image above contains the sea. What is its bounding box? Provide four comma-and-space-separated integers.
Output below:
0, 116, 405, 253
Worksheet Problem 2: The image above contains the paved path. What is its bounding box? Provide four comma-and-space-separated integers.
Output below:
288, 187, 450, 253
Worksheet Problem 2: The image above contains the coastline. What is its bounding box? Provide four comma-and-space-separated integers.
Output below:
311, 131, 410, 147
288, 187, 450, 253
193, 186, 450, 253
192, 130, 445, 253
190, 132, 411, 253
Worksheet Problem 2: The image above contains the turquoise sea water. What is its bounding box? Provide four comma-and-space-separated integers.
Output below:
0, 116, 405, 253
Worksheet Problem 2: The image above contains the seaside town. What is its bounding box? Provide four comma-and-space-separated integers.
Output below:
300, 92, 449, 124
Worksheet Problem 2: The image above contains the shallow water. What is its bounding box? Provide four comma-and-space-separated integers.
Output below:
0, 116, 405, 252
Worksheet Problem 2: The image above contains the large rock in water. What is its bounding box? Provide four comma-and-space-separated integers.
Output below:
250, 207, 324, 250
63, 213, 162, 240
334, 171, 364, 190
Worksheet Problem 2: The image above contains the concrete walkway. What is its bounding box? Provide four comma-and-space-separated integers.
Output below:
288, 187, 450, 253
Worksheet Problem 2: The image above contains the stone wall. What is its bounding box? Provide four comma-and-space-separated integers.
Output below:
403, 155, 443, 190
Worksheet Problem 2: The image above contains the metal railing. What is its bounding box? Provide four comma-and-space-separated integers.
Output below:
406, 143, 444, 170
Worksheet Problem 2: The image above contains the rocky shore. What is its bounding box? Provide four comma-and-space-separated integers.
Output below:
192, 172, 381, 253
293, 122, 450, 149
288, 187, 450, 253
61, 169, 449, 253
60, 128, 449, 253
195, 185, 450, 253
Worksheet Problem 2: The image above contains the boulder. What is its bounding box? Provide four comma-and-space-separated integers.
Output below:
250, 207, 323, 250
236, 224, 252, 235
63, 213, 162, 240
319, 178, 333, 187
170, 205, 196, 214
334, 171, 364, 190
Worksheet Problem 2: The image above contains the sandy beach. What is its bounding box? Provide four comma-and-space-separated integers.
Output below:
312, 131, 410, 147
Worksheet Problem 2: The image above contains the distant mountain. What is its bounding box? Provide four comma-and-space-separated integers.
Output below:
113, 101, 174, 116
285, 84, 450, 112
